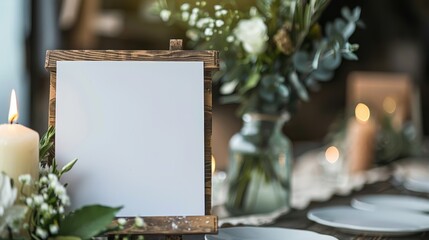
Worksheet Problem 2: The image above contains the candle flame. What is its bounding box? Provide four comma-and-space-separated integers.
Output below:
355, 103, 370, 122
211, 155, 216, 174
325, 146, 339, 164
383, 97, 397, 114
8, 89, 18, 124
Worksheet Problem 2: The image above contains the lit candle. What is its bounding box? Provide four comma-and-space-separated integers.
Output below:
325, 146, 340, 164
383, 96, 403, 129
320, 145, 346, 183
0, 90, 39, 187
346, 103, 377, 173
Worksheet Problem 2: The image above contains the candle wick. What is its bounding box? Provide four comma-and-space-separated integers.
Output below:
9, 116, 17, 124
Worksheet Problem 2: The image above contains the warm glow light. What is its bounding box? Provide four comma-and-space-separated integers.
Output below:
8, 89, 18, 124
383, 97, 397, 114
325, 146, 340, 164
211, 155, 216, 174
355, 103, 370, 122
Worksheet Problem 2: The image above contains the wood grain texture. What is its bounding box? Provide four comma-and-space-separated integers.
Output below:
169, 39, 183, 50
45, 50, 219, 71
109, 216, 217, 235
45, 44, 219, 237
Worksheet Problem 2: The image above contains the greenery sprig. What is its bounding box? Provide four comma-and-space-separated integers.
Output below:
157, 0, 362, 115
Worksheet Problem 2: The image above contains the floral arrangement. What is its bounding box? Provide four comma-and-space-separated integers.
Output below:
157, 0, 362, 114
0, 127, 146, 240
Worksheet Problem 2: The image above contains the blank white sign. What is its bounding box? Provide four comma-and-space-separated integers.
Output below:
56, 61, 205, 216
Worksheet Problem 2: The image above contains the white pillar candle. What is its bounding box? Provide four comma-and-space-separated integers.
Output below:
0, 90, 39, 186
346, 103, 377, 173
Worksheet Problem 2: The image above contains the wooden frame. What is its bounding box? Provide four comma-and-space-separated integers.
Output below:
45, 40, 219, 239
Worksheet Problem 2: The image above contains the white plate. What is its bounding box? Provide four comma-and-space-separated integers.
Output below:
352, 194, 429, 212
403, 176, 429, 193
205, 226, 338, 240
308, 206, 429, 236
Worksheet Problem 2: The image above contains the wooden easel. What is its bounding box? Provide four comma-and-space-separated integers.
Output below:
45, 39, 219, 239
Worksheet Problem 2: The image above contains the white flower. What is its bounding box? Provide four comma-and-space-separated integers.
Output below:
182, 12, 190, 21
36, 227, 48, 239
25, 197, 33, 206
160, 10, 171, 22
214, 5, 222, 11
134, 216, 145, 228
60, 194, 70, 205
226, 35, 235, 42
39, 176, 48, 184
180, 3, 190, 11
233, 17, 268, 55
48, 173, 58, 183
40, 203, 49, 212
18, 174, 32, 185
117, 218, 127, 226
186, 29, 199, 41
249, 7, 258, 17
54, 183, 66, 196
196, 17, 211, 28
0, 173, 17, 216
204, 28, 213, 36
215, 20, 224, 27
58, 206, 65, 214
33, 195, 44, 206
49, 224, 59, 234
189, 12, 198, 26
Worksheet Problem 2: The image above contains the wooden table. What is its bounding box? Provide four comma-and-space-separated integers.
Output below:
213, 179, 429, 240
147, 179, 429, 240
266, 180, 429, 240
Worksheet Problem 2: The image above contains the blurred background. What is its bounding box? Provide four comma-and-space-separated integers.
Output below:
1, 0, 429, 169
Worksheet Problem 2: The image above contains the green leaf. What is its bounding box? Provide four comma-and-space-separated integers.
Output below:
259, 88, 275, 102
341, 7, 352, 21
352, 7, 362, 21
51, 237, 82, 240
311, 41, 327, 69
320, 48, 342, 70
239, 72, 260, 94
342, 51, 358, 60
59, 159, 78, 177
312, 68, 334, 81
289, 72, 309, 101
304, 4, 312, 29
58, 205, 121, 239
278, 84, 290, 99
293, 51, 312, 73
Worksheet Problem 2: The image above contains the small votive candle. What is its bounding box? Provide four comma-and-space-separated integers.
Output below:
320, 146, 347, 184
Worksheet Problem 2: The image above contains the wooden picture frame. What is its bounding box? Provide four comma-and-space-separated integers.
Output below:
45, 40, 219, 239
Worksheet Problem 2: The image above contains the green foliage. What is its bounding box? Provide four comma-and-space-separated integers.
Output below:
39, 126, 55, 168
58, 205, 121, 240
158, 0, 362, 115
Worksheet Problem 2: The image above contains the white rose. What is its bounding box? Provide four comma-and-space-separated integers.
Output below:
0, 173, 17, 216
233, 17, 268, 55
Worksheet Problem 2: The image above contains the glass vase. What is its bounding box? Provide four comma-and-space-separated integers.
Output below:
225, 113, 292, 216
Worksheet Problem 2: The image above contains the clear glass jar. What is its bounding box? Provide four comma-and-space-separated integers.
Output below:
225, 113, 292, 216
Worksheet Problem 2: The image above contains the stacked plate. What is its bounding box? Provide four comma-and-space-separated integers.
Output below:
393, 158, 429, 193
205, 227, 338, 240
308, 194, 429, 236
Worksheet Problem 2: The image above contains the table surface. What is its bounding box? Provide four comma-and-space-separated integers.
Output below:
143, 179, 429, 240
266, 180, 429, 240
216, 179, 429, 240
